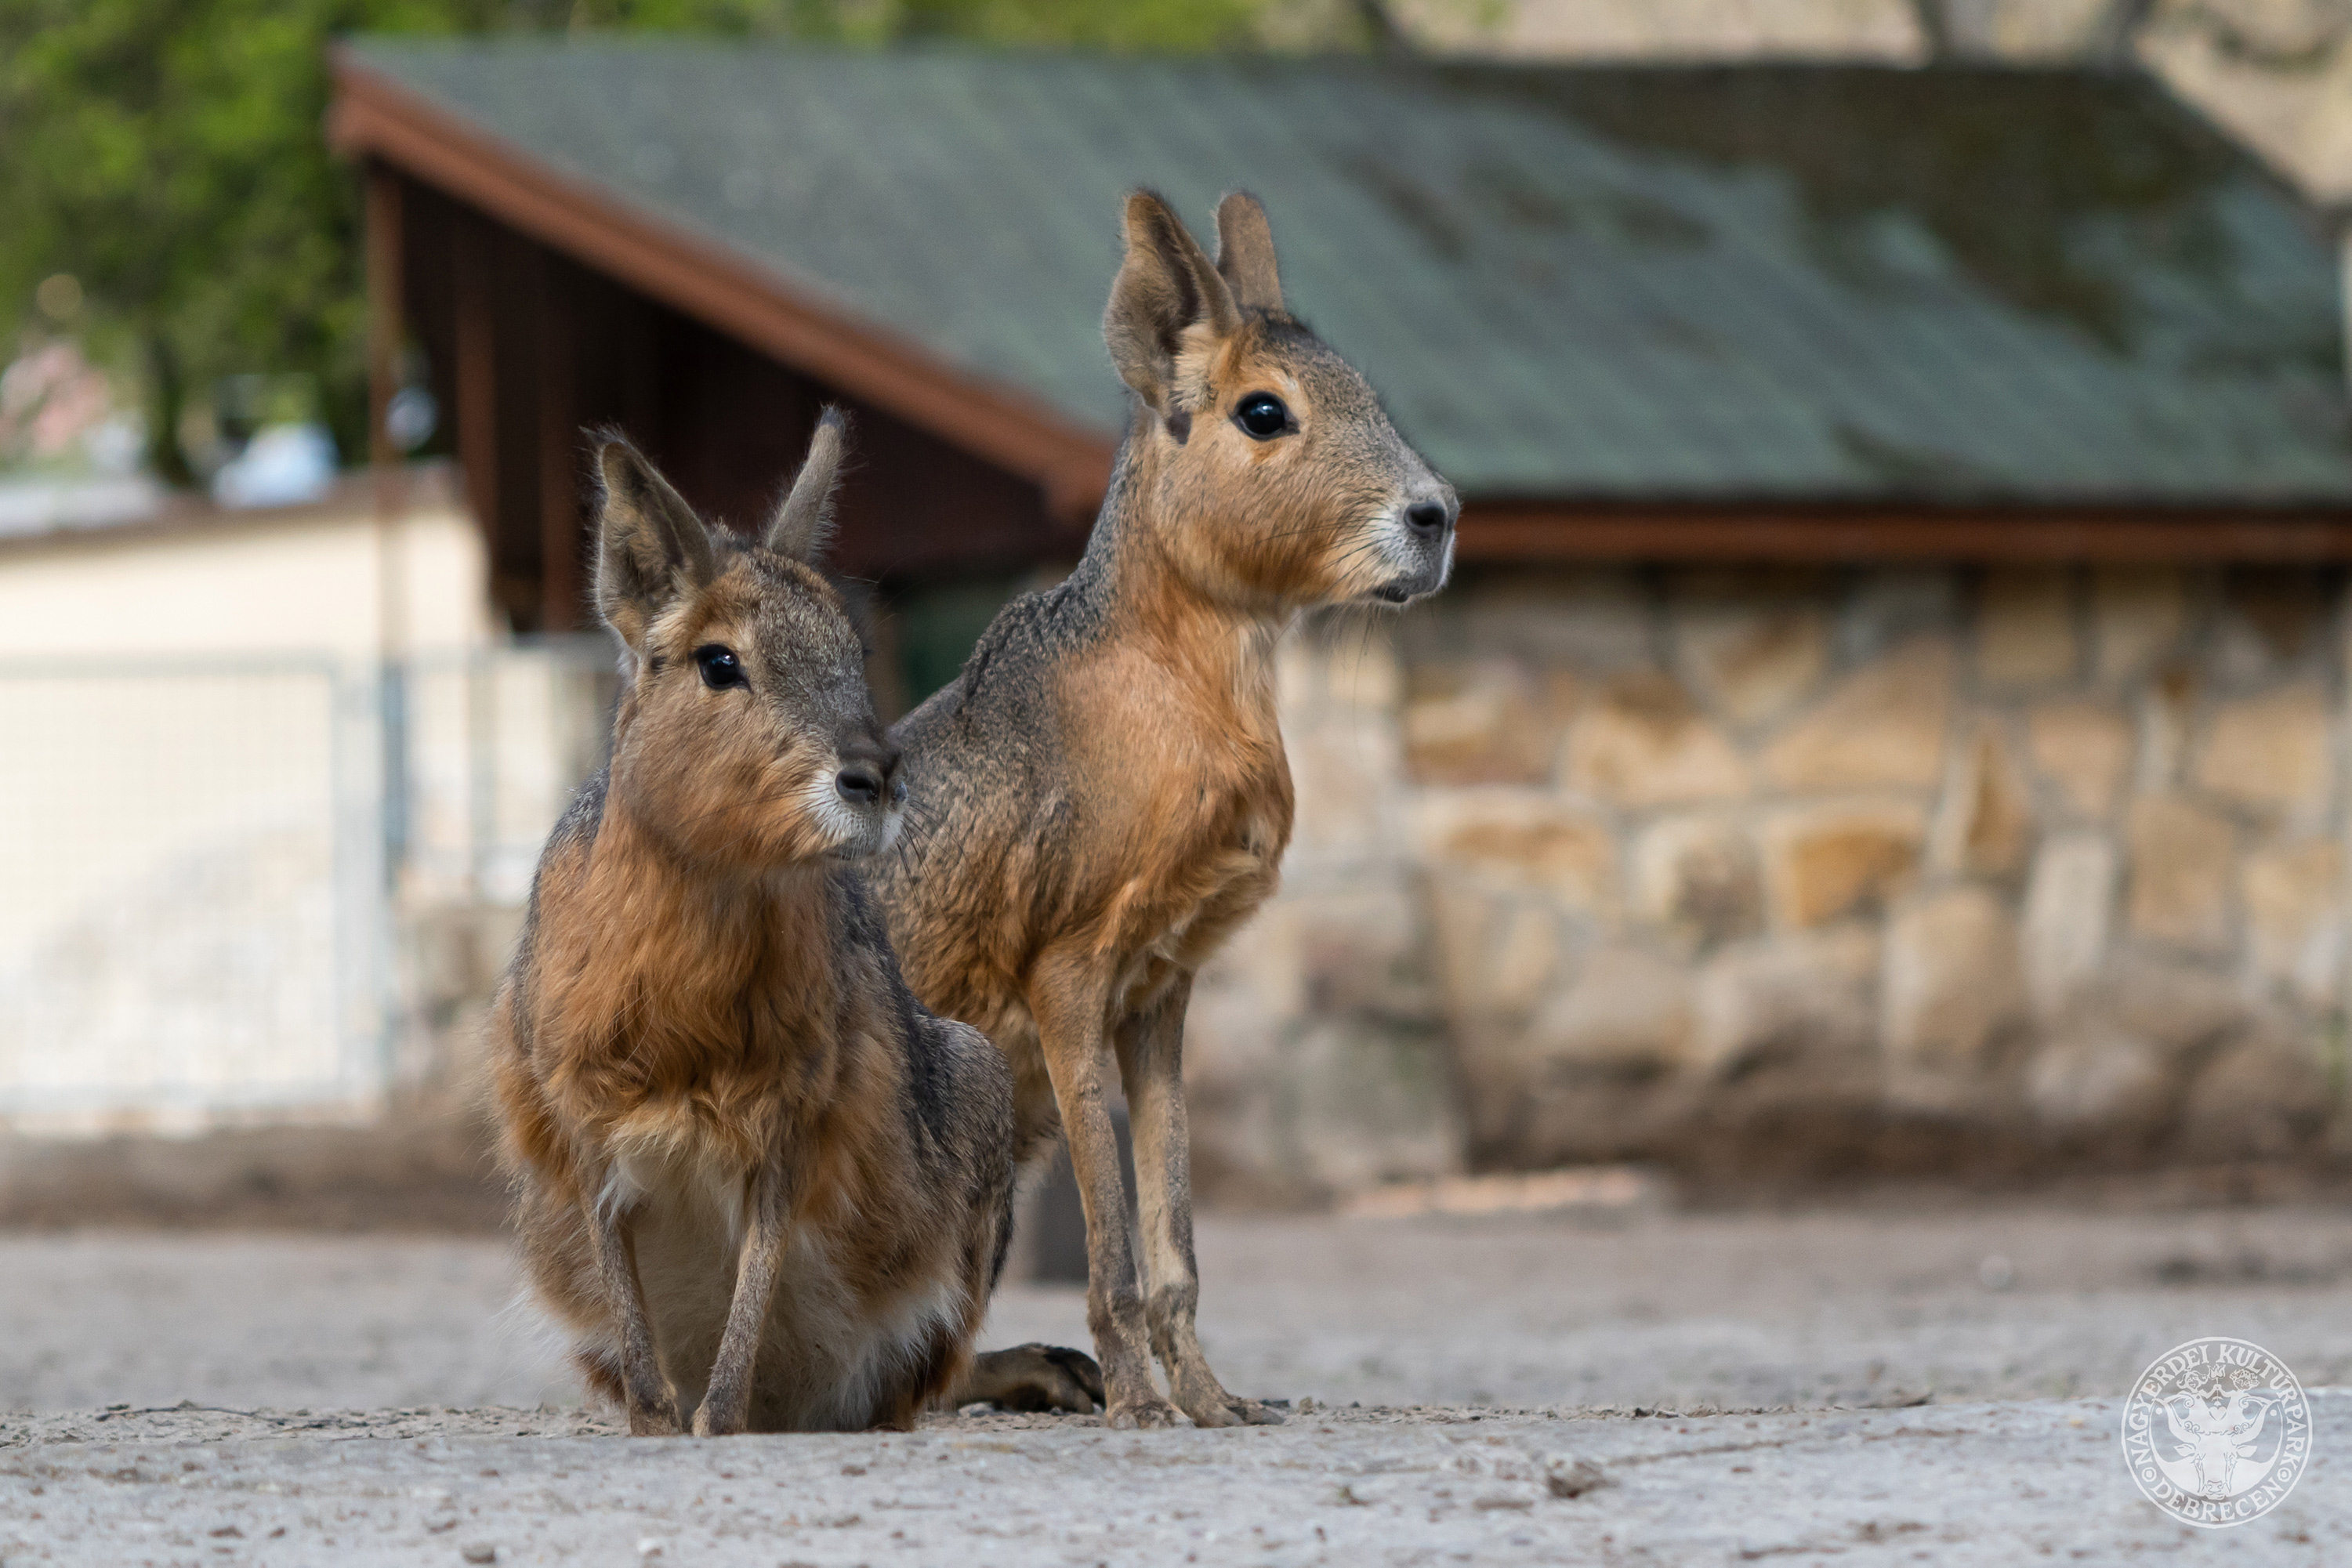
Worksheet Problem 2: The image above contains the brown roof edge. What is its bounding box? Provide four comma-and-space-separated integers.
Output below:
326, 50, 1116, 523
1459, 502, 2352, 563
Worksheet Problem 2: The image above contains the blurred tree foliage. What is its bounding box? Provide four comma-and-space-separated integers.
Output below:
0, 0, 1303, 485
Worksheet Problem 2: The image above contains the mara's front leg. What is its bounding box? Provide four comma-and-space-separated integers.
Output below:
690, 1154, 790, 1436
1116, 974, 1283, 1428
1031, 948, 1180, 1429
585, 1190, 683, 1436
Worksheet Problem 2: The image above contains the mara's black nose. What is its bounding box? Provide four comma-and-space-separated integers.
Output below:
1406, 500, 1453, 534
835, 737, 903, 808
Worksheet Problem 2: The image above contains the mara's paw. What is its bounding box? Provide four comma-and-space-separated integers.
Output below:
1104, 1396, 1184, 1430
1172, 1383, 1285, 1429
1172, 1385, 1240, 1429
627, 1404, 684, 1437
688, 1402, 745, 1438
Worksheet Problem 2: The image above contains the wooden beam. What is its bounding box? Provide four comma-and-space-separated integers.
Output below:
536, 251, 582, 633
1457, 505, 2352, 563
494, 227, 545, 625
451, 212, 498, 565
364, 165, 404, 476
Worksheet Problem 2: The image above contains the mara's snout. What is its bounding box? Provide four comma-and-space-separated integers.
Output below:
822, 733, 906, 859
1368, 483, 1459, 606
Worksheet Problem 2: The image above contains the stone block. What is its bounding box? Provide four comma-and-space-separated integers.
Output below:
2223, 567, 2328, 665
2125, 795, 2236, 951
1692, 925, 1879, 1076
2244, 838, 2343, 1009
1275, 635, 1321, 714
1456, 568, 1654, 669
1287, 714, 1402, 857
1521, 944, 1694, 1073
1278, 1018, 1466, 1190
1401, 660, 1578, 786
2026, 699, 2133, 818
1415, 790, 1615, 914
1672, 600, 1829, 728
1424, 880, 1564, 1023
1837, 570, 1957, 664
1762, 800, 1926, 929
2091, 565, 2184, 683
1882, 887, 2027, 1077
1930, 720, 2031, 878
2194, 683, 2332, 814
1632, 815, 1763, 949
2179, 1036, 2334, 1161
1190, 902, 1306, 1052
2026, 1033, 2174, 1132
1563, 672, 1749, 806
1277, 619, 1404, 713
1330, 624, 1404, 709
1975, 568, 2077, 690
1763, 638, 1952, 792
2137, 667, 2198, 791
1284, 880, 1434, 1020
2100, 954, 2251, 1059
2021, 831, 2116, 1021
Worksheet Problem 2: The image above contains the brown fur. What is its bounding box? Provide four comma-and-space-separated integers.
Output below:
491, 417, 1028, 1434
879, 194, 1457, 1428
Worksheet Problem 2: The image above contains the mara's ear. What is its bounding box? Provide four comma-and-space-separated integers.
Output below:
593, 440, 716, 646
1214, 191, 1284, 313
1103, 190, 1240, 425
763, 406, 849, 563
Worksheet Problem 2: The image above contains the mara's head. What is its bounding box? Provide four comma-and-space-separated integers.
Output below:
593, 411, 901, 868
1104, 190, 1456, 614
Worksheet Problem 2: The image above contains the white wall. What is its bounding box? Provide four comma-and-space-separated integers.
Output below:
0, 478, 496, 1135
0, 482, 491, 661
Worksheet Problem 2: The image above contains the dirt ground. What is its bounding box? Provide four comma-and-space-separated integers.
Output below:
3, 1201, 2349, 1564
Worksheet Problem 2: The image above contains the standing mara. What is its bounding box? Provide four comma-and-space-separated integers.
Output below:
880, 191, 1458, 1428
491, 415, 1049, 1433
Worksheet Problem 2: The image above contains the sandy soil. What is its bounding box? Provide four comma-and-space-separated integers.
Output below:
4, 1202, 2349, 1564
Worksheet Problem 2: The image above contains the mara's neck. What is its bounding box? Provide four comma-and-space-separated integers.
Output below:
578, 796, 836, 1005
1067, 417, 1294, 722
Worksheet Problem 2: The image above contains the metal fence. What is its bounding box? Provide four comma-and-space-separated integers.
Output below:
0, 637, 616, 1135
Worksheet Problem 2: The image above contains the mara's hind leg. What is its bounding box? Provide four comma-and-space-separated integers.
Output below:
1116, 975, 1283, 1428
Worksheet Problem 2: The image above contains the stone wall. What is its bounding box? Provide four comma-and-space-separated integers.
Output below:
1187, 564, 2351, 1197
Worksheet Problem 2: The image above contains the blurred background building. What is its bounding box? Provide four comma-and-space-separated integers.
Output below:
3, 0, 2350, 1207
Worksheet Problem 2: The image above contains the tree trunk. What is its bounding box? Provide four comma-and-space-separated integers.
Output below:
143, 331, 194, 489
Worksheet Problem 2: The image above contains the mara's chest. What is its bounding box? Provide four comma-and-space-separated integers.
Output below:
1056, 626, 1296, 985
1102, 756, 1293, 988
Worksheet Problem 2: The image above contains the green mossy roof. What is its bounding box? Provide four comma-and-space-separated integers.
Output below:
350, 40, 2352, 505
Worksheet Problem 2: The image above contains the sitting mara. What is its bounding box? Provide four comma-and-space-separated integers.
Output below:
491, 415, 1066, 1433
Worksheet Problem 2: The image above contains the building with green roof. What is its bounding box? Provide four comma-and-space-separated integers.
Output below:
333, 42, 2352, 1184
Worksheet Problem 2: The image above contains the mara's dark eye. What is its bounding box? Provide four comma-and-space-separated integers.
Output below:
694, 644, 746, 690
1234, 393, 1290, 440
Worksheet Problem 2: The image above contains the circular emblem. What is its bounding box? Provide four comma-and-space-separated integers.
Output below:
2121, 1337, 2311, 1528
